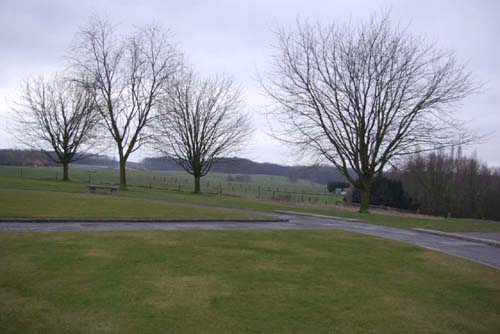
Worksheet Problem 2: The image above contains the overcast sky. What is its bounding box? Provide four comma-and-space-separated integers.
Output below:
1, 0, 499, 166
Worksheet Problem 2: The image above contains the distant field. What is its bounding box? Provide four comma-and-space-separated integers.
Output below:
1, 175, 500, 232
1, 230, 499, 333
0, 165, 343, 205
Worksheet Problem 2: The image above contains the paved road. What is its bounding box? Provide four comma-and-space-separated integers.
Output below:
456, 232, 500, 242
1, 213, 499, 269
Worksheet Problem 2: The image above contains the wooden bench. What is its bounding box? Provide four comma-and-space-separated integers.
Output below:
88, 185, 119, 195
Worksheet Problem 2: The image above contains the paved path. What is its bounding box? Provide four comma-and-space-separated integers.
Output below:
456, 232, 500, 242
1, 213, 499, 269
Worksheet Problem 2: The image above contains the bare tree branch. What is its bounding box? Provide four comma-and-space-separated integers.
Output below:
68, 15, 182, 189
11, 74, 100, 180
154, 69, 252, 193
262, 13, 477, 212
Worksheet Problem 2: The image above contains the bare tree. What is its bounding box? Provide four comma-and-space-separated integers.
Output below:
12, 75, 99, 181
155, 70, 251, 193
69, 16, 181, 189
262, 14, 476, 213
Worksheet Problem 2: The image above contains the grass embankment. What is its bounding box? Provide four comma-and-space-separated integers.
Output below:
1, 176, 500, 232
1, 230, 499, 334
0, 189, 258, 219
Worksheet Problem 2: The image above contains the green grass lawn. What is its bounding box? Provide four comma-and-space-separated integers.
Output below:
1, 230, 499, 333
0, 176, 88, 192
1, 176, 500, 232
0, 189, 259, 219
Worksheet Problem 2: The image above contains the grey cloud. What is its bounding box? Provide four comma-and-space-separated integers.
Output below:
0, 0, 498, 165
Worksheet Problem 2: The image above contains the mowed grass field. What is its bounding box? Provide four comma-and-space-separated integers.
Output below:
1, 174, 499, 232
1, 230, 500, 334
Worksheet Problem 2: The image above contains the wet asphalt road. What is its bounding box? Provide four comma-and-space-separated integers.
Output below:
1, 213, 499, 270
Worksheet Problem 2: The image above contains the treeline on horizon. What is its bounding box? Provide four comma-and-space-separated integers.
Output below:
350, 149, 500, 221
0, 149, 347, 184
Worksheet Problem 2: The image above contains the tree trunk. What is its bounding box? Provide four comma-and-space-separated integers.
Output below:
119, 158, 127, 190
359, 187, 371, 213
62, 162, 69, 181
194, 174, 201, 194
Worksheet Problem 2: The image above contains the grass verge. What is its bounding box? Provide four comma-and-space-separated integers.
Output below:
0, 189, 259, 219
123, 187, 500, 232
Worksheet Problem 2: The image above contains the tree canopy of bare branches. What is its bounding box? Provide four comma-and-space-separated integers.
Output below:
155, 70, 252, 193
263, 14, 476, 212
11, 75, 99, 180
393, 149, 500, 220
69, 16, 182, 189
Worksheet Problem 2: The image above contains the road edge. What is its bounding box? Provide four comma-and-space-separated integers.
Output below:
275, 210, 359, 222
0, 217, 289, 223
412, 228, 500, 248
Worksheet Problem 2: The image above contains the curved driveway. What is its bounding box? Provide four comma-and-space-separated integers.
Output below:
1, 213, 499, 269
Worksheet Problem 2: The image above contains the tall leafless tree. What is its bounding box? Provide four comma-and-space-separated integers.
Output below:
69, 16, 181, 189
262, 14, 476, 213
11, 75, 99, 180
155, 70, 251, 193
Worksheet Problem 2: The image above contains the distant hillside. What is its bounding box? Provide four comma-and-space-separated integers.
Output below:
0, 149, 58, 167
142, 157, 347, 184
0, 149, 142, 169
0, 149, 347, 184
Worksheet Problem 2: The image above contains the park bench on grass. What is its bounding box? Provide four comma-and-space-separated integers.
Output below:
88, 185, 119, 195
